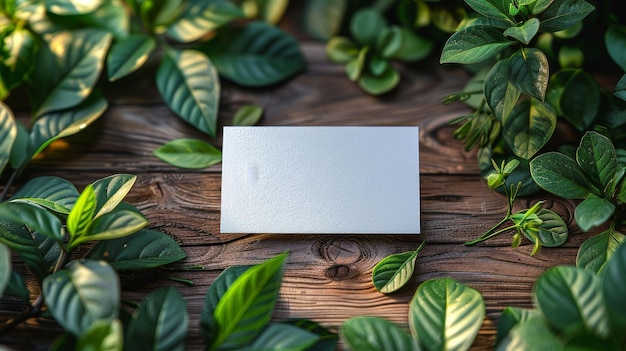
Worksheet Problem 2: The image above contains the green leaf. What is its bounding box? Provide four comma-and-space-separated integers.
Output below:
126, 286, 188, 351
76, 319, 123, 351
576, 228, 626, 274
10, 176, 79, 213
43, 260, 120, 337
605, 25, 626, 71
303, 0, 347, 41
326, 37, 359, 64
79, 0, 130, 39
341, 317, 413, 351
387, 27, 433, 62
615, 74, 626, 102
67, 184, 96, 238
495, 315, 564, 351
523, 209, 568, 247
86, 229, 187, 270
534, 265, 609, 338
0, 102, 16, 175
156, 49, 220, 138
464, 0, 512, 23
28, 29, 112, 118
574, 193, 615, 232
495, 307, 538, 345
140, 0, 185, 32
576, 131, 616, 189
530, 152, 591, 199
484, 60, 520, 123
29, 90, 108, 160
537, 0, 595, 33
372, 241, 425, 294
0, 202, 63, 242
602, 242, 626, 333
70, 209, 148, 249
166, 0, 244, 43
233, 104, 263, 126
9, 121, 28, 169
350, 8, 387, 46
440, 25, 513, 64
559, 71, 600, 132
409, 277, 485, 351
253, 0, 289, 24
283, 319, 338, 351
200, 265, 251, 345
346, 47, 368, 81
0, 242, 10, 297
46, 0, 104, 15
211, 252, 287, 350
1, 27, 38, 91
91, 174, 137, 219
240, 323, 320, 351
503, 18, 540, 45
5, 269, 30, 302
154, 138, 222, 169
107, 35, 156, 82
503, 99, 556, 159
507, 48, 549, 101
358, 65, 399, 95
202, 21, 305, 87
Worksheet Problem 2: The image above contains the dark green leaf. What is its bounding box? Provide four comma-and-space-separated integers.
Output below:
560, 72, 601, 132
409, 277, 485, 351
126, 286, 188, 351
350, 8, 387, 46
91, 174, 137, 219
43, 260, 120, 337
67, 184, 96, 239
283, 319, 338, 351
76, 319, 123, 351
202, 22, 305, 87
200, 265, 252, 345
576, 228, 626, 274
484, 60, 521, 123
341, 317, 413, 351
154, 138, 222, 169
166, 0, 244, 43
0, 102, 16, 175
523, 209, 568, 247
86, 229, 187, 270
358, 65, 399, 95
576, 131, 616, 189
440, 25, 513, 64
79, 0, 130, 39
503, 99, 556, 159
614, 74, 626, 102
389, 27, 433, 62
28, 29, 112, 118
372, 241, 425, 293
29, 90, 108, 160
303, 0, 347, 41
534, 266, 609, 338
107, 35, 156, 82
495, 315, 563, 351
9, 122, 29, 169
233, 104, 263, 126
70, 209, 148, 249
326, 37, 358, 64
503, 18, 540, 45
537, 0, 595, 33
1, 27, 38, 90
211, 252, 287, 350
507, 48, 549, 101
5, 269, 30, 302
140, 0, 184, 32
0, 202, 63, 241
574, 193, 615, 232
46, 0, 104, 15
602, 242, 626, 333
0, 242, 10, 297
495, 307, 538, 345
156, 49, 220, 138
239, 323, 320, 351
464, 0, 512, 23
10, 176, 79, 213
530, 152, 591, 199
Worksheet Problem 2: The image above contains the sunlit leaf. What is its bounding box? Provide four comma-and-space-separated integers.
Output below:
153, 138, 222, 169
530, 152, 591, 199
1, 27, 38, 90
91, 174, 137, 219
440, 25, 513, 64
156, 49, 220, 138
202, 22, 305, 87
326, 37, 358, 64
507, 48, 549, 101
80, 0, 130, 39
576, 228, 626, 274
0, 242, 10, 297
255, 0, 289, 24
46, 0, 104, 15
67, 184, 96, 238
76, 319, 122, 351
29, 29, 112, 118
70, 209, 148, 249
0, 202, 63, 241
574, 193, 615, 232
342, 317, 413, 351
126, 286, 188, 351
0, 102, 16, 175
303, 0, 347, 41
212, 252, 287, 350
484, 60, 521, 123
503, 99, 556, 159
140, 0, 184, 32
534, 266, 609, 338
495, 307, 538, 345
372, 241, 425, 293
10, 176, 79, 213
107, 35, 156, 81
602, 242, 626, 333
166, 0, 244, 43
86, 229, 187, 270
43, 260, 120, 337
233, 104, 263, 126
410, 277, 485, 351
240, 323, 320, 351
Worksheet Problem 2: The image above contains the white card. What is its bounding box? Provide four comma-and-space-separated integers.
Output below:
220, 126, 420, 234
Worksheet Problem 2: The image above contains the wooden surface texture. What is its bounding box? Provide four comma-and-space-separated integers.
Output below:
0, 8, 601, 351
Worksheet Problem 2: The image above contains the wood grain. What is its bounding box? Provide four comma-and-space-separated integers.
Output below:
0, 10, 602, 351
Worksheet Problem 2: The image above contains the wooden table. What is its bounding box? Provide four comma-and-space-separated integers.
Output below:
1, 13, 594, 351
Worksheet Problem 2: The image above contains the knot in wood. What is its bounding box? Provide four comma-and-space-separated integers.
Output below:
325, 265, 353, 280
319, 239, 364, 265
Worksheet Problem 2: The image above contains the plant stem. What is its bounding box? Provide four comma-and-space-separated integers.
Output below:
0, 167, 19, 202
465, 224, 519, 246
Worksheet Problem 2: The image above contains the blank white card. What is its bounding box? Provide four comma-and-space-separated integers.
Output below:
220, 126, 420, 234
